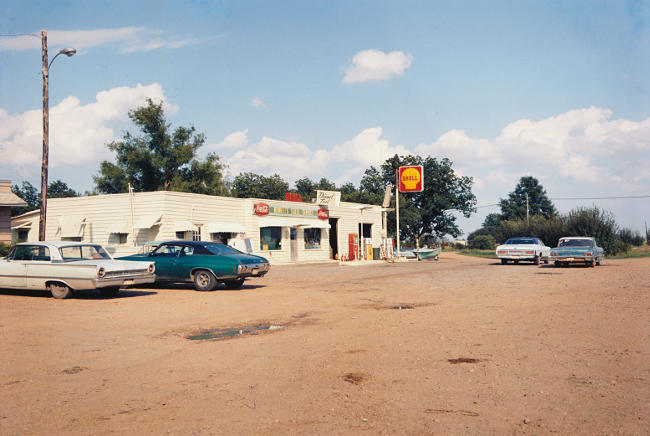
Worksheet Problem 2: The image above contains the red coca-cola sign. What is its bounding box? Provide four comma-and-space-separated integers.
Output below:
318, 208, 329, 220
254, 202, 269, 215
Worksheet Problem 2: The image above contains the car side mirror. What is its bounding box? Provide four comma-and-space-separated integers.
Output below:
148, 252, 154, 257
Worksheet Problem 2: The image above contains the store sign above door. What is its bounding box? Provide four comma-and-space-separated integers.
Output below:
254, 202, 329, 219
399, 166, 424, 192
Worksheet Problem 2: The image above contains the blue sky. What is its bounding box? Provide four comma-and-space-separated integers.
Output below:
1, 0, 649, 236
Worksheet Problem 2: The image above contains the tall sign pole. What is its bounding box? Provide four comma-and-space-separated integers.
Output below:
39, 30, 49, 241
397, 165, 424, 257
395, 169, 400, 257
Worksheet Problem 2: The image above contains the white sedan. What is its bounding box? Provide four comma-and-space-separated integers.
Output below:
0, 242, 155, 299
495, 237, 550, 265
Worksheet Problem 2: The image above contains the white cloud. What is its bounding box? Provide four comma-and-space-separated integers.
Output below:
208, 129, 249, 151
0, 83, 173, 172
415, 129, 501, 166
343, 49, 413, 84
226, 136, 325, 181
328, 127, 409, 166
251, 97, 265, 108
0, 28, 223, 53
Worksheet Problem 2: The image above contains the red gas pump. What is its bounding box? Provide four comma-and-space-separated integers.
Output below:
348, 233, 359, 260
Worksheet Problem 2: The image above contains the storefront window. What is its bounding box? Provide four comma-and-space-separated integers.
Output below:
260, 227, 282, 250
304, 228, 321, 249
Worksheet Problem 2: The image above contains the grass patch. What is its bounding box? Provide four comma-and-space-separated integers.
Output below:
455, 249, 498, 259
609, 245, 650, 259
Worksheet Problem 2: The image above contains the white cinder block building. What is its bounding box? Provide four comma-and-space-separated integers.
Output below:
11, 191, 387, 264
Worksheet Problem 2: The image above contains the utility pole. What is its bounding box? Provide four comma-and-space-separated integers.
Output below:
526, 193, 529, 227
39, 30, 49, 241
395, 169, 400, 257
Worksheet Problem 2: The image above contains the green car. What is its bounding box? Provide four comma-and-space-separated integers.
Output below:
119, 241, 270, 291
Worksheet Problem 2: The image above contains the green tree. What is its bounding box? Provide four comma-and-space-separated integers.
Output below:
482, 213, 502, 227
499, 176, 556, 221
294, 177, 315, 200
93, 98, 226, 195
232, 173, 289, 200
380, 154, 476, 245
11, 180, 79, 216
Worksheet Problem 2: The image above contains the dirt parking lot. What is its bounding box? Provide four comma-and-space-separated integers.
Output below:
1, 252, 648, 435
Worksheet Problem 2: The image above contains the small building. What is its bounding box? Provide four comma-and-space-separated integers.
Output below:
11, 190, 387, 263
0, 180, 27, 244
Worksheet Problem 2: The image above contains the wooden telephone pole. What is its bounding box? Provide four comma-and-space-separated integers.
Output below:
39, 30, 49, 241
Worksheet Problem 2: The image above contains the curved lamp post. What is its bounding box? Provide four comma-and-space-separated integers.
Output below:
39, 29, 75, 240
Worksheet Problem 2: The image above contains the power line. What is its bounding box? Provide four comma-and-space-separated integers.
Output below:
476, 194, 650, 209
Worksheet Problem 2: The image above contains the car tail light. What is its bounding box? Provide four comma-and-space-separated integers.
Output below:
497, 250, 505, 254
97, 267, 105, 278
584, 251, 592, 256
148, 263, 155, 273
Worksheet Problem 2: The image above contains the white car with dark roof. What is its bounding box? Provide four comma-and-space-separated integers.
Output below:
495, 237, 550, 265
0, 242, 155, 299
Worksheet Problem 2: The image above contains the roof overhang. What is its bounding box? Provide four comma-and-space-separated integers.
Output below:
134, 214, 162, 229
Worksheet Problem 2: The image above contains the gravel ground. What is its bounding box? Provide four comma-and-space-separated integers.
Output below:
1, 252, 648, 435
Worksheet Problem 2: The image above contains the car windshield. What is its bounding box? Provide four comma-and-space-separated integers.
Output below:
203, 243, 242, 255
59, 245, 112, 261
558, 239, 593, 248
505, 238, 537, 245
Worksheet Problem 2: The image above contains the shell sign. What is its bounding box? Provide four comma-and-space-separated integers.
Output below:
399, 166, 424, 192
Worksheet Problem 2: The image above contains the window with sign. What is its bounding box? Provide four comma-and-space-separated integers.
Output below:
304, 228, 321, 249
260, 227, 282, 250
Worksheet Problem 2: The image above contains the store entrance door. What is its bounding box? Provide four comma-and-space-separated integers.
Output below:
290, 228, 298, 261
328, 218, 338, 259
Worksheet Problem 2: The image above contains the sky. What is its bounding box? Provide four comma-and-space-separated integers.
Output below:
1, 0, 649, 237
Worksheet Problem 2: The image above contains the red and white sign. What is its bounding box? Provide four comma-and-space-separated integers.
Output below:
399, 166, 424, 192
317, 208, 329, 220
253, 202, 269, 215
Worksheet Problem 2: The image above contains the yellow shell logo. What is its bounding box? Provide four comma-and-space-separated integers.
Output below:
401, 167, 421, 190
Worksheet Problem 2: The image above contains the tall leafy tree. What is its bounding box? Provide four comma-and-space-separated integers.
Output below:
93, 98, 226, 195
232, 173, 289, 200
11, 180, 78, 216
380, 154, 476, 246
499, 176, 556, 221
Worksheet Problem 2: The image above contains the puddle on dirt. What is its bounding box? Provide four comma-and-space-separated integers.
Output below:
391, 304, 414, 310
187, 324, 283, 341
448, 358, 481, 364
62, 366, 86, 374
342, 373, 366, 385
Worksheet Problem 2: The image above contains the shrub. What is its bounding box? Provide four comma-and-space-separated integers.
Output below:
470, 235, 496, 250
566, 207, 619, 255
0, 242, 11, 257
618, 228, 645, 246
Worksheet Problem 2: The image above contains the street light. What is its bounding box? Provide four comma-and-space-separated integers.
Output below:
39, 30, 75, 240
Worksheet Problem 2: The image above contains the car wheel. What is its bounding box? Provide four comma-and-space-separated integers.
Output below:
193, 270, 217, 291
533, 254, 540, 265
544, 258, 549, 264
589, 258, 596, 268
501, 259, 508, 265
100, 286, 120, 298
50, 283, 72, 299
554, 261, 561, 267
514, 260, 519, 264
223, 278, 245, 290
597, 256, 603, 266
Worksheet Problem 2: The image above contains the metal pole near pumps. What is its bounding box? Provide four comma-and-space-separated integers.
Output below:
395, 169, 400, 258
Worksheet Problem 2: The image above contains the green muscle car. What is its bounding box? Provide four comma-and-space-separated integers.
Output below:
119, 241, 270, 291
